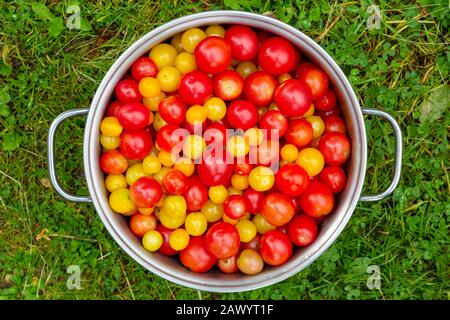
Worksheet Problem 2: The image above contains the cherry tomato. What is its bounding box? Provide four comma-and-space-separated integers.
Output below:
225, 25, 258, 61
158, 96, 186, 125
248, 166, 275, 192
223, 194, 248, 219
259, 230, 293, 266
236, 61, 257, 79
204, 122, 227, 146
156, 124, 188, 153
179, 70, 213, 105
194, 36, 231, 74
299, 181, 334, 217
245, 127, 263, 147
296, 147, 324, 177
105, 174, 127, 192
287, 214, 318, 247
226, 135, 249, 158
162, 169, 189, 195
231, 174, 249, 190
142, 230, 163, 251
319, 166, 346, 193
157, 224, 178, 256
100, 117, 123, 137
258, 37, 297, 75
261, 192, 296, 226
169, 228, 190, 251
259, 110, 288, 139
280, 144, 299, 163
236, 220, 257, 243
275, 163, 310, 197
217, 254, 239, 274
117, 102, 149, 131
318, 132, 351, 166
206, 222, 240, 259
234, 157, 253, 175
306, 115, 325, 138
129, 213, 157, 238
131, 57, 158, 81
149, 43, 177, 69
298, 68, 329, 100
120, 129, 153, 160
109, 188, 135, 215
183, 176, 208, 212
243, 71, 278, 107
115, 79, 142, 103
213, 70, 244, 101
240, 233, 261, 251
285, 119, 314, 148
242, 187, 263, 214
315, 89, 337, 111
226, 100, 258, 130
174, 52, 197, 75
180, 236, 217, 272
107, 101, 123, 117
324, 115, 347, 134
197, 147, 233, 186
274, 79, 312, 117
206, 25, 226, 38
237, 249, 264, 275
130, 177, 163, 208
100, 150, 128, 174
294, 62, 317, 78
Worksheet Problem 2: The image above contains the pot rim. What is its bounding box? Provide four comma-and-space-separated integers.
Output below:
83, 10, 367, 292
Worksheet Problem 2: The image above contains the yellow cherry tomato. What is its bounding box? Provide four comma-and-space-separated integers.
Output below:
201, 201, 224, 223
162, 195, 187, 219
105, 174, 127, 192
253, 214, 276, 234
244, 127, 263, 147
169, 228, 190, 251
153, 167, 172, 184
227, 186, 243, 196
138, 77, 161, 98
296, 147, 325, 176
206, 24, 225, 37
278, 73, 292, 83
204, 97, 226, 121
174, 52, 197, 75
174, 157, 195, 177
126, 163, 148, 185
142, 155, 161, 174
181, 28, 206, 53
223, 213, 238, 225
149, 43, 177, 69
138, 207, 154, 215
303, 103, 315, 117
208, 185, 228, 204
231, 174, 249, 191
171, 33, 184, 53
100, 135, 120, 150
142, 230, 163, 252
109, 188, 135, 215
185, 212, 208, 236
157, 66, 181, 93
236, 61, 257, 79
226, 135, 249, 158
306, 116, 325, 138
143, 91, 166, 112
186, 105, 207, 125
153, 112, 167, 131
100, 117, 123, 137
280, 144, 299, 163
248, 166, 274, 192
183, 135, 206, 160
158, 150, 176, 167
159, 209, 186, 229
236, 220, 257, 243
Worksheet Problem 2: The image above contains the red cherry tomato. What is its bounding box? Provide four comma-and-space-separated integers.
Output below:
243, 71, 278, 107
156, 124, 188, 153
226, 100, 258, 130
117, 102, 149, 130
106, 101, 123, 117
182, 119, 209, 135
120, 129, 153, 160
314, 89, 337, 111
162, 169, 189, 195
130, 177, 163, 208
298, 68, 329, 100
287, 215, 318, 247
223, 194, 248, 219
197, 147, 233, 186
319, 166, 346, 193
259, 110, 288, 139
179, 70, 213, 105
129, 213, 156, 238
204, 122, 227, 146
256, 140, 279, 167
180, 236, 217, 272
316, 106, 341, 118
99, 150, 128, 174
261, 192, 296, 227
194, 36, 231, 74
217, 254, 239, 274
240, 233, 261, 251
157, 224, 178, 256
275, 163, 310, 197
234, 157, 253, 175
285, 119, 314, 148
259, 230, 293, 266
158, 96, 187, 125
206, 222, 240, 259
115, 79, 142, 103
213, 70, 244, 101
258, 37, 297, 75
318, 132, 351, 166
225, 25, 258, 61
324, 115, 347, 134
299, 181, 334, 217
242, 188, 264, 214
295, 62, 317, 78
183, 176, 208, 212
274, 79, 312, 117
131, 57, 158, 81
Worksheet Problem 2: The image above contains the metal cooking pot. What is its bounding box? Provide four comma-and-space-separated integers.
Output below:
47, 11, 402, 292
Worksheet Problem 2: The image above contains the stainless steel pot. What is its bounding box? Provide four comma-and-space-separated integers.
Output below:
47, 11, 402, 292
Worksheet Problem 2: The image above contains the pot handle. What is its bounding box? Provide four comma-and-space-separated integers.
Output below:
47, 108, 92, 203
359, 108, 403, 202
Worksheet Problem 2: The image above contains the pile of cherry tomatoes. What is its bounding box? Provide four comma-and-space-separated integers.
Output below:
99, 24, 350, 275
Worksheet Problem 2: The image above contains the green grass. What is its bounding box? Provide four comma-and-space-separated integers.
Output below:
0, 0, 449, 300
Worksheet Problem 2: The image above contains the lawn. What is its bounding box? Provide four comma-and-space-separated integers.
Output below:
0, 0, 448, 300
